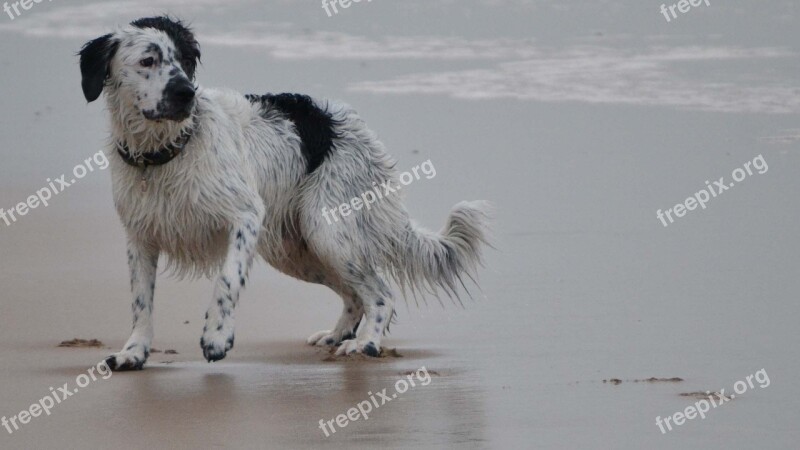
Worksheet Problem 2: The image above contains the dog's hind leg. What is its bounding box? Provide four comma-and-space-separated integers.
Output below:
334, 265, 394, 357
306, 288, 364, 347
105, 239, 159, 371
200, 207, 264, 362
296, 231, 389, 355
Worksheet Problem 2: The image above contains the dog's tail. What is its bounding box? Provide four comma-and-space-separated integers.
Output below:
390, 201, 492, 304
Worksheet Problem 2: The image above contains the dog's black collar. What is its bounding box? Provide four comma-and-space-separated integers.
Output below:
116, 122, 196, 168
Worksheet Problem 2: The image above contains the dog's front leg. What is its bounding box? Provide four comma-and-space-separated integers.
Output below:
200, 210, 263, 362
106, 239, 159, 371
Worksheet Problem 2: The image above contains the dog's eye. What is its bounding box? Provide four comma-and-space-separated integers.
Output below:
140, 57, 155, 68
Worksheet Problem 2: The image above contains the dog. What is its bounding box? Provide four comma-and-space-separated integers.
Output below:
78, 16, 491, 370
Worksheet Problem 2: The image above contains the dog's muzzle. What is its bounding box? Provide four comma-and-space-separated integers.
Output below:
146, 77, 196, 121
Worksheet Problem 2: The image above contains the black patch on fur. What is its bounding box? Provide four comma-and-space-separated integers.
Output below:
246, 93, 339, 173
78, 34, 120, 102
146, 43, 163, 61
130, 16, 201, 80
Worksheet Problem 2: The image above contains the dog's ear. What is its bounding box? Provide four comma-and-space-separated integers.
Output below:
180, 38, 201, 81
78, 33, 119, 103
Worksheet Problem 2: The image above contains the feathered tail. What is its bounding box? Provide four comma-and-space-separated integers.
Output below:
390, 200, 492, 304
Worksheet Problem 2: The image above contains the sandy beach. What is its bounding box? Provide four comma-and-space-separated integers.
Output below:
0, 0, 798, 448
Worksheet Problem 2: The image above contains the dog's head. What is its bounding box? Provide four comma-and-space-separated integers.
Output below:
79, 16, 201, 122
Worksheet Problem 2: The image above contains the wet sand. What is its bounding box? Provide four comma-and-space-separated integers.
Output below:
1, 0, 799, 449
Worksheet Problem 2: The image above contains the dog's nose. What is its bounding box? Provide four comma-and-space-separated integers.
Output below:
166, 77, 196, 104
172, 81, 196, 103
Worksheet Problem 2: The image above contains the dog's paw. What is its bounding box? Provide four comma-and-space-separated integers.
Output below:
105, 345, 149, 371
307, 330, 343, 347
200, 327, 234, 362
335, 339, 381, 357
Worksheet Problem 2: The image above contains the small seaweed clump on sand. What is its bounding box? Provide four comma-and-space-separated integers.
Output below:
603, 377, 684, 385
58, 339, 104, 348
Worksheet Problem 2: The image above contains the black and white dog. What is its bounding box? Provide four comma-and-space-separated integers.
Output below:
78, 17, 490, 370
